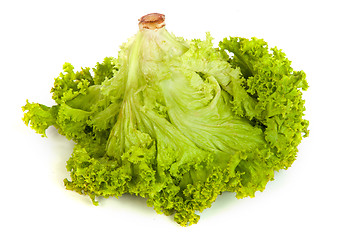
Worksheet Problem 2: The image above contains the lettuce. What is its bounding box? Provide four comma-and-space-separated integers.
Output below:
22, 13, 308, 226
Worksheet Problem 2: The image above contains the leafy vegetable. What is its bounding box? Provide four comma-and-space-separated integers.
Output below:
22, 13, 308, 226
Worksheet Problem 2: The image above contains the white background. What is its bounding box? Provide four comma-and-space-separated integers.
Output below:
1, 0, 359, 239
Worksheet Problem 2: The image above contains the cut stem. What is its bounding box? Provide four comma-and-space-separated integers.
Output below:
138, 13, 165, 30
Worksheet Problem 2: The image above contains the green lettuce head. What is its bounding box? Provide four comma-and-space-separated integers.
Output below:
23, 13, 308, 226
